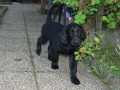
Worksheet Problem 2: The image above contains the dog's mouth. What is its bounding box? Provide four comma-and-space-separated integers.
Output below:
71, 44, 80, 47
70, 42, 81, 47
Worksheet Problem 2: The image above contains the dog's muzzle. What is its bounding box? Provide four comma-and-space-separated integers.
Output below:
70, 38, 81, 47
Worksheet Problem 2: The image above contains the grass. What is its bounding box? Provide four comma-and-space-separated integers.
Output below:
81, 35, 120, 85
96, 38, 120, 76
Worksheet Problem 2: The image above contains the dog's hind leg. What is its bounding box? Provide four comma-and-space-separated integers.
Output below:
36, 35, 48, 55
69, 54, 80, 85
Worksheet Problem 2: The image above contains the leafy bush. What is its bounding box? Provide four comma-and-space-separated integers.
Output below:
53, 0, 120, 29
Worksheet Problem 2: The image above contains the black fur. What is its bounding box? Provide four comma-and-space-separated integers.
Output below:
36, 8, 86, 85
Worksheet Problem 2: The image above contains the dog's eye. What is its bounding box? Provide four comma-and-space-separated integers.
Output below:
77, 29, 80, 35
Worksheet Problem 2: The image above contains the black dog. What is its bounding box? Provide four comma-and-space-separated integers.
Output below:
36, 7, 86, 85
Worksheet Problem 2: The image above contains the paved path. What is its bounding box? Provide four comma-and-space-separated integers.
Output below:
0, 3, 108, 90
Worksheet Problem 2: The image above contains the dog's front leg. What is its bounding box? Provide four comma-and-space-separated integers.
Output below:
48, 44, 52, 61
51, 51, 59, 69
69, 54, 80, 85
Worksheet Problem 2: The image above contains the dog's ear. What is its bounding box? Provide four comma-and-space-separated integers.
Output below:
80, 26, 86, 40
60, 27, 68, 45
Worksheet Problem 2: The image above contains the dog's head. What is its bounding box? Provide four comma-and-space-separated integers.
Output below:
61, 23, 86, 47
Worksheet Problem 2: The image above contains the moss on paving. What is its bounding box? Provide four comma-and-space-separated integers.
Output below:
0, 6, 8, 25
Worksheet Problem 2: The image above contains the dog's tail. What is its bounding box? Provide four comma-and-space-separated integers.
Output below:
46, 6, 53, 22
46, 4, 63, 22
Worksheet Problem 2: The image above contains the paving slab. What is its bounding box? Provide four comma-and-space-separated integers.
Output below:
0, 72, 37, 90
0, 51, 32, 72
26, 24, 42, 31
0, 30, 26, 39
0, 38, 28, 51
0, 3, 110, 90
3, 14, 24, 20
0, 24, 25, 31
36, 72, 107, 90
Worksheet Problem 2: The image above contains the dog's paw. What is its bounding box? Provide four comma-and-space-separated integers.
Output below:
71, 77, 80, 85
51, 65, 59, 70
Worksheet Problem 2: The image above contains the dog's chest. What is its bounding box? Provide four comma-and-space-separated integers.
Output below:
58, 45, 77, 55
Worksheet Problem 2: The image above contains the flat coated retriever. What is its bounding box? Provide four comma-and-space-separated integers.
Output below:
36, 7, 86, 85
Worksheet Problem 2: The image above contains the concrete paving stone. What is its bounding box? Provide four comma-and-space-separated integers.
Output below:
23, 9, 40, 15
3, 13, 23, 18
5, 11, 23, 16
32, 52, 55, 72
28, 38, 43, 52
0, 38, 28, 51
26, 22, 42, 26
0, 51, 32, 72
0, 24, 25, 31
0, 30, 26, 39
3, 16, 24, 23
37, 72, 107, 90
23, 11, 40, 16
32, 46, 90, 73
33, 50, 88, 73
0, 23, 25, 31
25, 15, 46, 22
5, 6, 23, 15
25, 17, 42, 23
0, 72, 37, 90
33, 54, 70, 72
39, 15, 47, 22
7, 4, 23, 11
28, 31, 41, 39
26, 24, 43, 31
29, 38, 48, 53
23, 14, 43, 21
3, 20, 24, 25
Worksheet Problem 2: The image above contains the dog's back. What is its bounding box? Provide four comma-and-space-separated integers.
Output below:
42, 22, 63, 41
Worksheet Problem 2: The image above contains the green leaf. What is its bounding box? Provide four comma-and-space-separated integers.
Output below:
113, 7, 117, 11
91, 66, 100, 76
90, 8, 98, 12
108, 13, 114, 19
91, 0, 96, 6
116, 12, 120, 20
94, 37, 100, 44
74, 12, 82, 20
96, 0, 100, 4
117, 4, 120, 8
84, 9, 90, 14
75, 55, 80, 60
74, 20, 80, 24
102, 16, 108, 21
107, 22, 116, 29
104, 0, 112, 5
74, 13, 79, 19
79, 19, 85, 24
74, 52, 79, 55
81, 14, 86, 19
